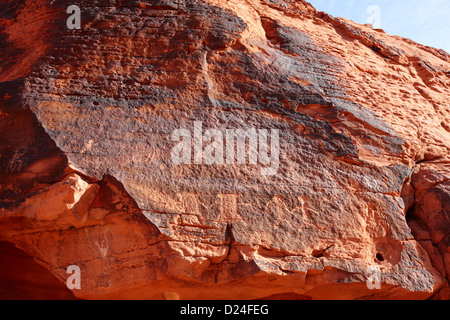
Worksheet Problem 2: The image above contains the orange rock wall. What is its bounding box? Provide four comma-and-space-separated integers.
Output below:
0, 0, 448, 299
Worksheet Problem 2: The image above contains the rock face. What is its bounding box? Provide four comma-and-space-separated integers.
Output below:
0, 0, 449, 300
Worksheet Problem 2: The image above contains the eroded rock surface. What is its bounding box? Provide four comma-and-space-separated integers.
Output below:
0, 0, 449, 299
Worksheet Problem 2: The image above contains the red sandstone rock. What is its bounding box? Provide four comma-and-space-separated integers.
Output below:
0, 0, 448, 300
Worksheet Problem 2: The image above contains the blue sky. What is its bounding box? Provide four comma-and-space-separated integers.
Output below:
308, 0, 450, 53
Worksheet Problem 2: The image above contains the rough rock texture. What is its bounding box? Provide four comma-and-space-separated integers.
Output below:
0, 0, 449, 300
